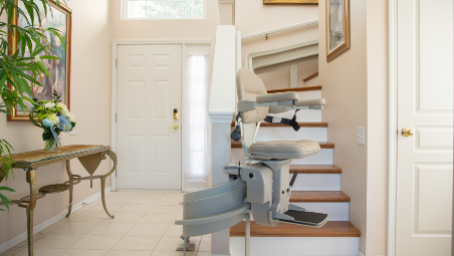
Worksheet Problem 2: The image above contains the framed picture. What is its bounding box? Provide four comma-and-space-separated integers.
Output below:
263, 0, 318, 4
8, 0, 72, 121
326, 0, 350, 62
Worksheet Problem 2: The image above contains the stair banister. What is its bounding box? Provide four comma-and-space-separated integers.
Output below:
208, 25, 237, 255
241, 20, 318, 41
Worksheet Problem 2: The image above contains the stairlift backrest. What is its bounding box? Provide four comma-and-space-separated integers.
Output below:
236, 68, 269, 123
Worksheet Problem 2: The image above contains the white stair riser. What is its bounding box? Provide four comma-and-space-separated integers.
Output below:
230, 237, 360, 256
291, 149, 333, 165
272, 109, 321, 122
231, 149, 333, 165
291, 202, 349, 221
292, 174, 341, 191
257, 127, 327, 142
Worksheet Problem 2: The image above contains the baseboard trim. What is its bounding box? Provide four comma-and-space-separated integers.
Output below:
0, 187, 111, 254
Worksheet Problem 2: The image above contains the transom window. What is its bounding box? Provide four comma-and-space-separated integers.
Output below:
123, 0, 205, 19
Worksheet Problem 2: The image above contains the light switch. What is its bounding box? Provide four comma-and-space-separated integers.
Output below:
357, 127, 365, 145
69, 125, 77, 136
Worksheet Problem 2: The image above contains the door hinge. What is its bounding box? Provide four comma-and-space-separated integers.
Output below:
115, 58, 118, 67
115, 113, 117, 122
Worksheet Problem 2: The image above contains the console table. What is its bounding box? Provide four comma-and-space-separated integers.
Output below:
0, 145, 117, 256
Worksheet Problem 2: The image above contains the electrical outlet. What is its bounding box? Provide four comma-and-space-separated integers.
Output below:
69, 125, 77, 136
357, 127, 365, 145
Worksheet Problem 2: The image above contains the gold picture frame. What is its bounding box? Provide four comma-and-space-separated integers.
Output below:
326, 0, 350, 62
8, 0, 72, 121
263, 0, 318, 4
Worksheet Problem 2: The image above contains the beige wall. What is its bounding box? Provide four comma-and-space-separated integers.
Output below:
110, 0, 219, 40
318, 0, 368, 253
319, 0, 389, 255
365, 0, 388, 255
0, 0, 112, 246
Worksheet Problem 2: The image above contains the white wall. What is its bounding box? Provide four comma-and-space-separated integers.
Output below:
0, 0, 113, 246
365, 1, 388, 255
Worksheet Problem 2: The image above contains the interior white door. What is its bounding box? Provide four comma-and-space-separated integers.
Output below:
396, 0, 453, 255
116, 44, 182, 190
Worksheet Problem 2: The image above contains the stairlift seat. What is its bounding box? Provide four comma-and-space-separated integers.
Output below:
249, 140, 320, 160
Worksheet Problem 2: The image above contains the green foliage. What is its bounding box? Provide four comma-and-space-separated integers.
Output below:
0, 0, 66, 211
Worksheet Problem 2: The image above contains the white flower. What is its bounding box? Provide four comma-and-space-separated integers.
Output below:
57, 103, 68, 110
67, 113, 76, 122
47, 113, 59, 126
44, 102, 55, 109
61, 107, 76, 122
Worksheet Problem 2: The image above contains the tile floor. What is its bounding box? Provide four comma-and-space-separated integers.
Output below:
4, 192, 211, 256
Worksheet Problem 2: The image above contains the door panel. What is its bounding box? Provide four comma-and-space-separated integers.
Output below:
117, 44, 182, 190
396, 0, 453, 255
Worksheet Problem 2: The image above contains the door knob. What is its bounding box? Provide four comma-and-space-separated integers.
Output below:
402, 127, 413, 137
169, 124, 179, 130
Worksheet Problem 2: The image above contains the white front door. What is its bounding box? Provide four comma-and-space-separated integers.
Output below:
116, 44, 182, 190
396, 0, 453, 255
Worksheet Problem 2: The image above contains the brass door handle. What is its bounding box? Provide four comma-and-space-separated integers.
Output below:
169, 124, 179, 130
402, 127, 413, 137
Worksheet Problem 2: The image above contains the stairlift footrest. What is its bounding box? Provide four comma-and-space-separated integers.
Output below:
275, 210, 328, 228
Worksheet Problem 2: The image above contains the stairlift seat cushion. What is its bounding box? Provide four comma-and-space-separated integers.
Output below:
256, 92, 299, 103
249, 140, 320, 159
295, 98, 326, 106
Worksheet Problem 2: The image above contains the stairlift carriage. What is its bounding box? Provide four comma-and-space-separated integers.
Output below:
175, 68, 328, 255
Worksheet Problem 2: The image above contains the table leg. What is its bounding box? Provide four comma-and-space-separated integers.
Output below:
100, 176, 114, 218
26, 169, 37, 256
65, 160, 74, 217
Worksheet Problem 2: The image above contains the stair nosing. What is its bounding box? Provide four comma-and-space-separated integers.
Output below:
289, 191, 350, 203
267, 85, 322, 93
290, 165, 341, 174
230, 221, 361, 237
231, 141, 334, 149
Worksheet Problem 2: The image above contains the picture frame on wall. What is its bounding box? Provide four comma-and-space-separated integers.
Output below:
326, 0, 350, 62
8, 0, 72, 121
263, 0, 318, 4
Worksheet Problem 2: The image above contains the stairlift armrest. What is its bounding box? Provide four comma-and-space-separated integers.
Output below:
237, 98, 299, 112
295, 98, 326, 107
267, 98, 326, 113
256, 92, 299, 103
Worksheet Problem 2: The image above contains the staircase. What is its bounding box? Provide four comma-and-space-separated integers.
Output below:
230, 85, 361, 256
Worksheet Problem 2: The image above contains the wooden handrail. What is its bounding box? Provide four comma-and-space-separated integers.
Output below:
241, 20, 318, 41
303, 71, 319, 82
267, 85, 322, 93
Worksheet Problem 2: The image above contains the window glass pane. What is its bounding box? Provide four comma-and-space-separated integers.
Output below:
127, 0, 147, 18
166, 0, 185, 18
186, 0, 203, 17
146, 0, 166, 18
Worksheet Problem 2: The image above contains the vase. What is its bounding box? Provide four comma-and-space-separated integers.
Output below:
44, 138, 61, 152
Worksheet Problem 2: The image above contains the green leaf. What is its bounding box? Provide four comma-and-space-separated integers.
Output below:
39, 55, 60, 60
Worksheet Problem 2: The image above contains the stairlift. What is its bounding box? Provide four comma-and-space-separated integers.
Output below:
175, 68, 328, 255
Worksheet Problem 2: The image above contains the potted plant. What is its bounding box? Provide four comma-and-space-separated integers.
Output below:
0, 0, 66, 211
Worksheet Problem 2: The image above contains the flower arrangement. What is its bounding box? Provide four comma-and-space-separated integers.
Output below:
29, 90, 76, 151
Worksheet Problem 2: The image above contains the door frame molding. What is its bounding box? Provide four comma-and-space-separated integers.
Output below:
387, 0, 398, 255
111, 39, 214, 192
